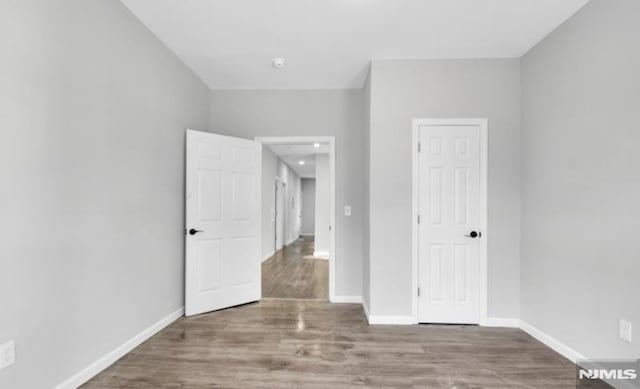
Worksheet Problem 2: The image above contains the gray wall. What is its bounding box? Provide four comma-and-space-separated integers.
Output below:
368, 59, 522, 318
284, 166, 302, 245
521, 0, 640, 359
261, 146, 302, 259
301, 179, 316, 235
0, 1, 210, 388
209, 90, 365, 298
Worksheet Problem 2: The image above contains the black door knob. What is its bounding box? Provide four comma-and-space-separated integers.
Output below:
188, 228, 203, 235
465, 231, 480, 238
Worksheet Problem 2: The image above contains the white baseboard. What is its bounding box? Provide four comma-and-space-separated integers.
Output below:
483, 317, 520, 328
332, 295, 362, 304
519, 320, 586, 363
357, 311, 586, 365
354, 306, 592, 376
262, 252, 275, 263
367, 314, 416, 325
300, 233, 314, 236
361, 313, 519, 327
54, 307, 184, 389
313, 251, 329, 258
362, 301, 371, 321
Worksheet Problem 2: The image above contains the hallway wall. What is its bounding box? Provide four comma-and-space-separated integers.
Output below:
301, 178, 316, 235
261, 146, 302, 261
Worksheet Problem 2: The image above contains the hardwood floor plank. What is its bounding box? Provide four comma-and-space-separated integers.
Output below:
83, 299, 581, 388
262, 236, 328, 300
82, 238, 587, 388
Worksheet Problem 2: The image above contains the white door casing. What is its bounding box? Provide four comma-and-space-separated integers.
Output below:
255, 136, 336, 302
414, 119, 487, 324
185, 129, 261, 316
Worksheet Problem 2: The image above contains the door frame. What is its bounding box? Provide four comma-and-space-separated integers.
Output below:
411, 118, 489, 325
256, 136, 336, 302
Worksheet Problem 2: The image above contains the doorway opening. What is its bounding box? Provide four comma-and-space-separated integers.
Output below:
256, 136, 336, 301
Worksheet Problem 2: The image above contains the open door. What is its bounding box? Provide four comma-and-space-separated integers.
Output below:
185, 129, 261, 316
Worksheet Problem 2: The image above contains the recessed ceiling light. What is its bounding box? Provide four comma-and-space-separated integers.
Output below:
313, 143, 320, 148
298, 160, 305, 165
272, 58, 287, 69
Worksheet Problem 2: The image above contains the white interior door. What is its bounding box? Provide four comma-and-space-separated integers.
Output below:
418, 124, 483, 324
275, 180, 285, 251
185, 129, 261, 316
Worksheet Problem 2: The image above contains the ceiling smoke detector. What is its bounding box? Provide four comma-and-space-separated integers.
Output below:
272, 58, 287, 69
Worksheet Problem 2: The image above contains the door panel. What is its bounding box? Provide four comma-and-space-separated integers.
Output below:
197, 239, 221, 292
418, 125, 481, 324
186, 129, 261, 316
197, 170, 222, 222
232, 173, 254, 221
429, 244, 444, 302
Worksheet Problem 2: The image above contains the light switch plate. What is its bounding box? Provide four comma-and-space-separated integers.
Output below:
0, 340, 15, 370
344, 206, 351, 216
620, 319, 632, 343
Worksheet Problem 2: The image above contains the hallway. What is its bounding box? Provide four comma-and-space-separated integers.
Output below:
262, 236, 328, 300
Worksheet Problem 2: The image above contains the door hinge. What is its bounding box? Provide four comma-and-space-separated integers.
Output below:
417, 287, 421, 297
418, 142, 421, 152
417, 214, 421, 224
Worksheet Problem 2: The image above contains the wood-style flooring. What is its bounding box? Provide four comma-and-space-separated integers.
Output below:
83, 299, 584, 388
262, 236, 328, 300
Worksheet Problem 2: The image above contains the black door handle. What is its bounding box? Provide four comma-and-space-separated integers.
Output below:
188, 228, 203, 236
465, 231, 481, 238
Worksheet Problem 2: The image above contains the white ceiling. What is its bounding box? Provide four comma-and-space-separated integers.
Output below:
121, 0, 589, 89
268, 143, 329, 178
